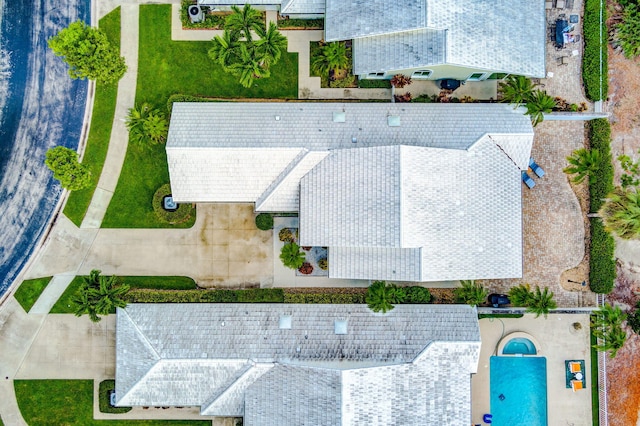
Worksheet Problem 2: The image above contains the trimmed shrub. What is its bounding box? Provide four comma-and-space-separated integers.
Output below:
357, 78, 392, 89
589, 219, 617, 293
255, 213, 273, 230
298, 262, 313, 275
180, 0, 227, 29
404, 286, 432, 303
583, 0, 608, 100
454, 280, 488, 306
125, 288, 284, 303
627, 301, 640, 334
278, 228, 295, 242
152, 184, 194, 224
318, 258, 328, 270
99, 380, 131, 414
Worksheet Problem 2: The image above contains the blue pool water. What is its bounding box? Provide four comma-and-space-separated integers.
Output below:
490, 356, 548, 426
0, 0, 89, 297
503, 337, 537, 355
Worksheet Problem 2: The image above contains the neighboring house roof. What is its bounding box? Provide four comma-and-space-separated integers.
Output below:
324, 0, 427, 42
350, 0, 545, 78
166, 102, 533, 204
116, 304, 481, 425
299, 140, 524, 281
281, 0, 325, 14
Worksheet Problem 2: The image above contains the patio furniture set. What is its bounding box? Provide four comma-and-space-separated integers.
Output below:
565, 360, 586, 392
522, 158, 545, 189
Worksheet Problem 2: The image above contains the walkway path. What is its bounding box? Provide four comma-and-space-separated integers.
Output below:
81, 4, 139, 229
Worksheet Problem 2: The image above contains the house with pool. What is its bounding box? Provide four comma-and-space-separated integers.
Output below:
115, 303, 482, 424
196, 0, 546, 81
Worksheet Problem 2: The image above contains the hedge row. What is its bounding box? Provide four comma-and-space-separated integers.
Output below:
589, 119, 614, 212
590, 220, 617, 293
285, 292, 366, 304
125, 288, 285, 303
357, 79, 392, 89
587, 119, 617, 294
277, 18, 323, 29
583, 0, 608, 101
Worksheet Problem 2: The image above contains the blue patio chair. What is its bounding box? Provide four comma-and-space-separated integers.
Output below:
522, 171, 535, 189
529, 158, 545, 178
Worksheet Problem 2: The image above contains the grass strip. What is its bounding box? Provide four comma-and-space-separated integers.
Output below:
14, 380, 209, 425
13, 277, 52, 313
583, 0, 608, 101
590, 322, 600, 426
63, 8, 120, 226
102, 5, 297, 228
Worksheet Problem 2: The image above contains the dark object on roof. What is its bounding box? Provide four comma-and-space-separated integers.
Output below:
439, 79, 461, 91
488, 293, 510, 308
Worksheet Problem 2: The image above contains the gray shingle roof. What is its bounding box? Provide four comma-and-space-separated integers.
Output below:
352, 0, 545, 77
324, 0, 426, 42
300, 140, 524, 281
115, 303, 481, 422
166, 102, 532, 203
353, 28, 446, 75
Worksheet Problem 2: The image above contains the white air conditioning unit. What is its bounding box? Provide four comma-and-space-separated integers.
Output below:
188, 5, 204, 23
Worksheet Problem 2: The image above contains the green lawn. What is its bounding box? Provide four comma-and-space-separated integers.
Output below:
590, 324, 600, 426
63, 8, 120, 226
13, 277, 52, 313
50, 275, 197, 313
14, 380, 210, 426
102, 5, 298, 228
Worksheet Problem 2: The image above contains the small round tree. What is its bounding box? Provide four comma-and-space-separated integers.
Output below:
280, 242, 305, 269
255, 213, 274, 230
508, 284, 533, 307
563, 148, 601, 184
526, 286, 557, 318
45, 146, 92, 191
48, 20, 126, 84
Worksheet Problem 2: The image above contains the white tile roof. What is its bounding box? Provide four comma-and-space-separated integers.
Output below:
324, 0, 427, 42
301, 140, 524, 281
116, 304, 480, 424
166, 102, 532, 204
281, 0, 325, 14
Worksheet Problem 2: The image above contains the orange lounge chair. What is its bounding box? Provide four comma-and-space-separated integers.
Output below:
569, 362, 582, 374
571, 380, 584, 392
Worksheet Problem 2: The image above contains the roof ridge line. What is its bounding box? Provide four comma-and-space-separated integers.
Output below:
255, 148, 309, 211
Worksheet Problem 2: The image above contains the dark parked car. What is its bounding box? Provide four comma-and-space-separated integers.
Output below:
488, 293, 510, 308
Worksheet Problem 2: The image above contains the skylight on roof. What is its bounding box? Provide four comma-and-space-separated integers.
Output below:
279, 315, 292, 329
388, 115, 401, 127
335, 319, 347, 335
333, 112, 346, 122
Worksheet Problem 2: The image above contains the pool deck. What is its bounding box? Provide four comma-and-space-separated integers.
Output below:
472, 314, 592, 426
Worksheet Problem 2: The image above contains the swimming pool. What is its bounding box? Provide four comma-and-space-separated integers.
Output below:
503, 337, 537, 355
490, 356, 548, 426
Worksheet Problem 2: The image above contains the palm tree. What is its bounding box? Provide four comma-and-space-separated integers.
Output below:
498, 75, 536, 107
454, 280, 488, 306
91, 274, 130, 316
598, 187, 640, 239
525, 90, 557, 126
254, 22, 287, 67
366, 281, 396, 313
208, 29, 241, 69
592, 303, 626, 330
526, 286, 557, 318
592, 303, 628, 358
280, 242, 305, 269
312, 42, 349, 76
563, 148, 601, 184
230, 44, 270, 88
593, 325, 627, 358
143, 112, 169, 145
72, 270, 129, 322
508, 283, 533, 307
125, 103, 152, 139
225, 4, 264, 43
